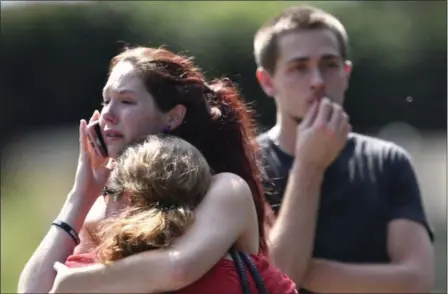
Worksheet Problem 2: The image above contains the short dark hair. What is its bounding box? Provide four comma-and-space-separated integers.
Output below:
254, 5, 349, 73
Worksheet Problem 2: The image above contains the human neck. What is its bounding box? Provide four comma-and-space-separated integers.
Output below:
269, 112, 298, 157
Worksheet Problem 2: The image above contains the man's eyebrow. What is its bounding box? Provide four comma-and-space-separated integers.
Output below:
286, 54, 341, 64
321, 54, 341, 60
286, 56, 310, 64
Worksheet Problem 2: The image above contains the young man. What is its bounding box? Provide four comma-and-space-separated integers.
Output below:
254, 5, 434, 293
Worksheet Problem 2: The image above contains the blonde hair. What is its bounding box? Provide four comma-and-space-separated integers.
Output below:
95, 134, 211, 263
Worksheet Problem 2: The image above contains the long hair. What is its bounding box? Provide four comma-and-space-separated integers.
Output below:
108, 46, 273, 253
96, 135, 212, 263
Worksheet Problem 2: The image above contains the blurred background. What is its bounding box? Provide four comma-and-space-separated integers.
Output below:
1, 1, 446, 293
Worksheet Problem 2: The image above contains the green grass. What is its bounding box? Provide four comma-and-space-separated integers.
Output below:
1, 165, 74, 293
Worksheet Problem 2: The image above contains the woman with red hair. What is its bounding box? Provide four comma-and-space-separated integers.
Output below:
19, 46, 296, 294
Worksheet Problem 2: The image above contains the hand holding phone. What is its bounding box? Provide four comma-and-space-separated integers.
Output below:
71, 111, 114, 206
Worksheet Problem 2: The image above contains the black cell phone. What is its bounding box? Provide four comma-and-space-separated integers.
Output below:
93, 121, 108, 157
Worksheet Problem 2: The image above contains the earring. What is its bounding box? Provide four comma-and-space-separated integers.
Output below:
163, 126, 171, 134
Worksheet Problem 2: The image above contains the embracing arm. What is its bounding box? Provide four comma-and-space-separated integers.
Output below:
51, 173, 254, 293
18, 191, 93, 293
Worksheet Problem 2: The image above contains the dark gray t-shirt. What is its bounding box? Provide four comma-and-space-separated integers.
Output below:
258, 132, 433, 294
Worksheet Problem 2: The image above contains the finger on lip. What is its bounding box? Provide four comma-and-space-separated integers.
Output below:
308, 93, 327, 105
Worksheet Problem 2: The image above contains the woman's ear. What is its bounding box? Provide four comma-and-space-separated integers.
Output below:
166, 104, 187, 129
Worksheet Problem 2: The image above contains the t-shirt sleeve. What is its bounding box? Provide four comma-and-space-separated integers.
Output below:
387, 145, 434, 241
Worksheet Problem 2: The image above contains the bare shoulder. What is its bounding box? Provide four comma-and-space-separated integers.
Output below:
208, 172, 253, 206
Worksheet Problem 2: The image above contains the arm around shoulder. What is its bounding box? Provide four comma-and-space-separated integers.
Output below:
170, 172, 256, 286
51, 172, 255, 293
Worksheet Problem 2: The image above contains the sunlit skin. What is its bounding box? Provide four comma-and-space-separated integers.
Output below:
99, 61, 169, 158
257, 28, 351, 122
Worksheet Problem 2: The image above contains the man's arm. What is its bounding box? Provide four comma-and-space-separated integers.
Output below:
303, 146, 434, 293
303, 219, 434, 293
51, 173, 256, 293
268, 100, 351, 285
268, 162, 324, 284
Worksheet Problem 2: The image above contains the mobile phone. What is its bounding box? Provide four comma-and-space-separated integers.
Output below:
93, 121, 108, 157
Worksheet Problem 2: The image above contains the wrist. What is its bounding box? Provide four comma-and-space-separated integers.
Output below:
290, 159, 326, 179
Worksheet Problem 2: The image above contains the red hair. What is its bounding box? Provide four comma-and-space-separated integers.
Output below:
109, 46, 274, 253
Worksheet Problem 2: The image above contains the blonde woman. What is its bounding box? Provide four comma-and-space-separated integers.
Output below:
62, 134, 297, 294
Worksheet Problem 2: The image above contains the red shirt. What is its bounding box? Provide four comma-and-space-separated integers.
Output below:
66, 252, 298, 294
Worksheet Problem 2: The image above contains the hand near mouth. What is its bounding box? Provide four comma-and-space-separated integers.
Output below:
72, 110, 115, 207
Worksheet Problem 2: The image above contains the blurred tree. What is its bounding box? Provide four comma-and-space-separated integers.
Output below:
1, 1, 446, 150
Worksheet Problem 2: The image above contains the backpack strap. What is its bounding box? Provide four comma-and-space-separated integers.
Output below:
229, 247, 251, 294
238, 252, 268, 294
229, 246, 270, 294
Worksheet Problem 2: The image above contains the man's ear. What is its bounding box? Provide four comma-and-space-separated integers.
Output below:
256, 67, 276, 98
